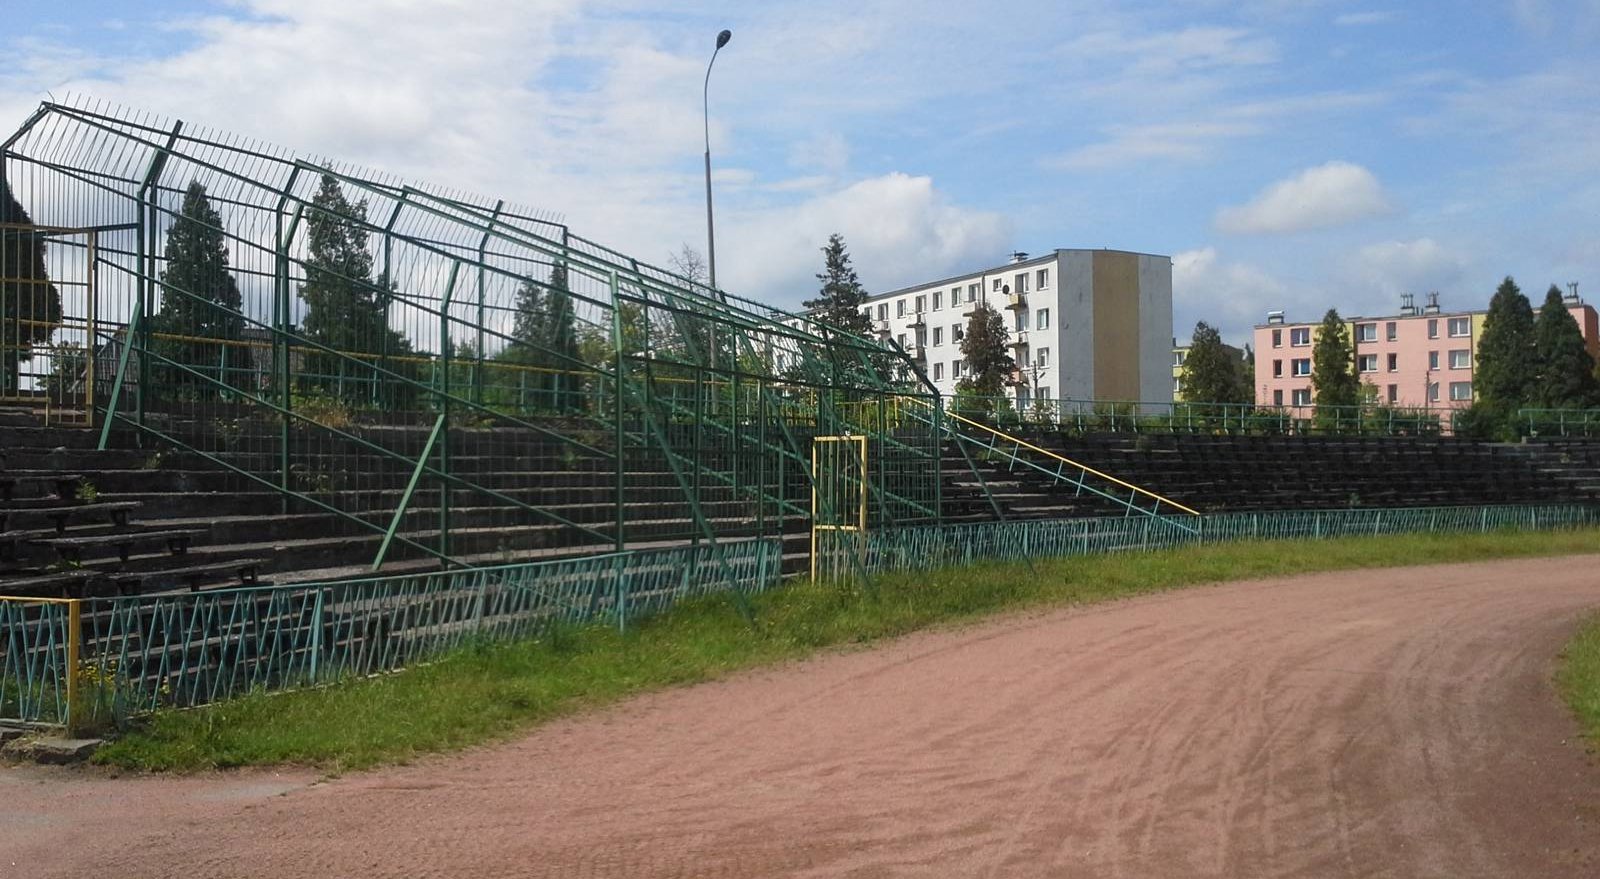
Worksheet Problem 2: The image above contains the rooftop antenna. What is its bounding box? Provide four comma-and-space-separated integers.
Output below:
1566, 281, 1580, 302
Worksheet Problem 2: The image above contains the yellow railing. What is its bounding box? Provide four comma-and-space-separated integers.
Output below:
903, 396, 1202, 518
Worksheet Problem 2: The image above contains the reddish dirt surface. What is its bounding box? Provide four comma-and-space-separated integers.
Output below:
4, 556, 1600, 878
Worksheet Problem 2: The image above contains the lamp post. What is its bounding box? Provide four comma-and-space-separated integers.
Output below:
703, 28, 732, 292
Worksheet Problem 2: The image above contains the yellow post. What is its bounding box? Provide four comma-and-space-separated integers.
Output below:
857, 435, 868, 571
65, 599, 82, 722
810, 440, 819, 582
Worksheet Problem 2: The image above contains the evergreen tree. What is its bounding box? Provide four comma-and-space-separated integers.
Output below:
1310, 309, 1359, 411
1533, 284, 1600, 409
803, 233, 875, 338
1475, 276, 1537, 409
150, 181, 243, 397
298, 174, 416, 406
1179, 321, 1248, 407
1, 177, 62, 393
956, 300, 1015, 402
500, 263, 582, 411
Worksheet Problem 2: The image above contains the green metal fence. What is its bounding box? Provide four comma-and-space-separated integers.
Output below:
958, 396, 1451, 437
1, 538, 780, 726
862, 504, 1600, 573
1519, 408, 1600, 437
0, 99, 947, 574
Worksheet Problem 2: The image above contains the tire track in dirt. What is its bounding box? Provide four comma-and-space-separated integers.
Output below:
4, 556, 1599, 878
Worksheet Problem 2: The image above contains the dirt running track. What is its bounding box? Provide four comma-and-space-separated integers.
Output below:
4, 556, 1600, 878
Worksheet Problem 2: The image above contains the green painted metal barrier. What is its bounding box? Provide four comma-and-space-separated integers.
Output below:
1, 539, 780, 726
862, 504, 1600, 573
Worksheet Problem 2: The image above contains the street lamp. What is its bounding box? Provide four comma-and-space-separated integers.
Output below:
703, 28, 732, 292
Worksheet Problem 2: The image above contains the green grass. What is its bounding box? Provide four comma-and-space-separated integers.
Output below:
1559, 612, 1600, 750
94, 528, 1600, 772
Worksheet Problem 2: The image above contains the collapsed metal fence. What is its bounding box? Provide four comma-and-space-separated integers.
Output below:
862, 503, 1600, 573
2, 538, 779, 726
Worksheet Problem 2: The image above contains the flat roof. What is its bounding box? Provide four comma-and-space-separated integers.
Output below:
867, 248, 1170, 301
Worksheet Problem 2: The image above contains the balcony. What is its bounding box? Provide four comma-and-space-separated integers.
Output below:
874, 319, 891, 338
1008, 331, 1029, 349
908, 344, 927, 361
908, 310, 926, 328
1006, 292, 1027, 310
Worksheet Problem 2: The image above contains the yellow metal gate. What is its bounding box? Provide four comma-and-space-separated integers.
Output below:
810, 434, 868, 581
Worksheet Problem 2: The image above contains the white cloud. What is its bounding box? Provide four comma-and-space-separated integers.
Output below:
720, 173, 1010, 305
1049, 121, 1261, 170
1172, 246, 1292, 342
1215, 161, 1394, 234
1334, 10, 1398, 26
1350, 238, 1466, 301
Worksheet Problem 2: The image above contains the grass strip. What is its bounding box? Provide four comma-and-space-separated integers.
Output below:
95, 527, 1600, 772
1559, 612, 1600, 750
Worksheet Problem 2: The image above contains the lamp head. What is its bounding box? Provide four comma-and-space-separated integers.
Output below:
716, 29, 732, 49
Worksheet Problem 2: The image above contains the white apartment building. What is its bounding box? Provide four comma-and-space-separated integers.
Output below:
861, 249, 1173, 406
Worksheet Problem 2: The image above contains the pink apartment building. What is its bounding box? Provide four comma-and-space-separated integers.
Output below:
1253, 292, 1600, 413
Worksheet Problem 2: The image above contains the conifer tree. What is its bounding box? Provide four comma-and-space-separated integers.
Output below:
1475, 276, 1537, 409
957, 300, 1016, 399
1179, 321, 1248, 407
150, 181, 243, 397
298, 174, 416, 406
803, 233, 874, 338
0, 177, 61, 393
1310, 308, 1359, 410
1533, 284, 1600, 409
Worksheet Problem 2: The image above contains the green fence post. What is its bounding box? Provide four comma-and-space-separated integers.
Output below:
308, 587, 324, 684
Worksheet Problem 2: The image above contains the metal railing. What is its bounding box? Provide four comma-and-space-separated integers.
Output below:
1, 539, 780, 727
1518, 408, 1600, 437
961, 396, 1451, 437
863, 503, 1600, 573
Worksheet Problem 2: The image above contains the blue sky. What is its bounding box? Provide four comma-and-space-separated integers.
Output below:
5, 0, 1599, 345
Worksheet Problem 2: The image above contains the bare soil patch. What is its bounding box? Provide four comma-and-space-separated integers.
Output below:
4, 556, 1599, 878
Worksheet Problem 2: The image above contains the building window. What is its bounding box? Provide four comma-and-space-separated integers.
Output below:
1427, 319, 1438, 339
951, 286, 960, 304
1174, 376, 1182, 394
1273, 389, 1284, 406
897, 333, 906, 348
1385, 321, 1397, 341
1036, 308, 1050, 330
1449, 381, 1473, 401
1015, 310, 1027, 332
1290, 327, 1310, 346
1427, 382, 1440, 402
1387, 353, 1398, 372
1271, 329, 1282, 348
1037, 347, 1049, 367
1359, 354, 1378, 373
877, 303, 887, 321
1387, 384, 1398, 403
953, 324, 964, 342
1037, 386, 1050, 399
1448, 317, 1470, 337
1357, 323, 1377, 342
897, 300, 905, 317
1428, 350, 1439, 370
1449, 349, 1470, 369
992, 278, 1003, 292
953, 360, 964, 377
1292, 388, 1312, 407
1036, 268, 1049, 290
1272, 359, 1283, 378
933, 291, 942, 311
1015, 272, 1029, 294
968, 283, 980, 299
915, 327, 927, 346
933, 363, 943, 380
933, 327, 943, 346
1292, 358, 1311, 376
914, 294, 925, 313
1173, 350, 1186, 367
